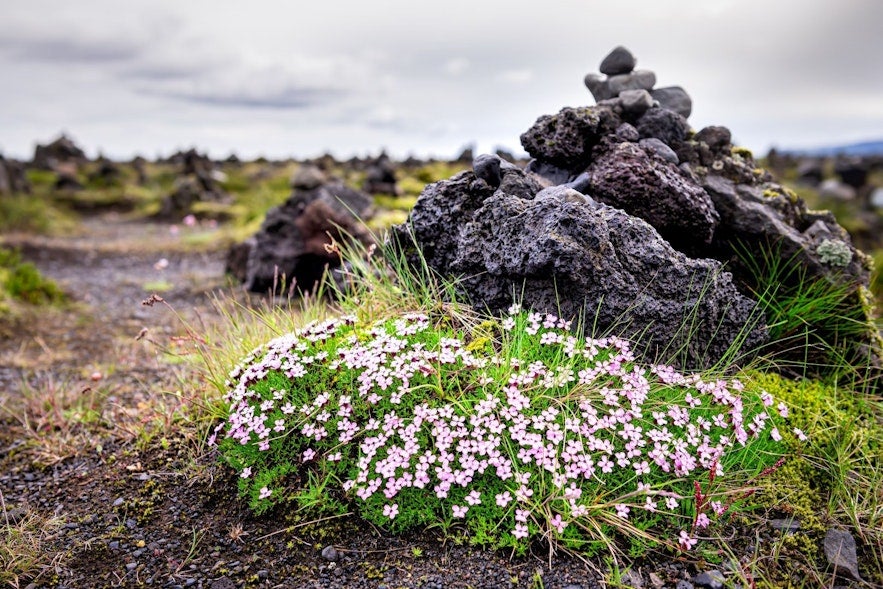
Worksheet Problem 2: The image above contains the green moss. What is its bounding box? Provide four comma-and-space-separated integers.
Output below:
0, 248, 66, 305
731, 146, 754, 159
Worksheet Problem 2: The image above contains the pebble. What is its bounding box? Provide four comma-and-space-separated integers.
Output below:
693, 570, 725, 589
112, 497, 124, 507
621, 569, 644, 587
600, 46, 637, 76
108, 541, 120, 550
676, 581, 694, 589
640, 138, 679, 164
650, 86, 692, 118
321, 545, 340, 561
770, 518, 801, 533
648, 572, 665, 588
620, 89, 654, 116
473, 154, 503, 188
824, 528, 863, 581
126, 562, 137, 571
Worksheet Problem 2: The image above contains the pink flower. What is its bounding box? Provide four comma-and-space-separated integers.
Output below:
465, 490, 482, 506
665, 497, 678, 510
695, 513, 710, 529
615, 504, 630, 519
495, 491, 512, 507
452, 505, 468, 518
777, 402, 789, 417
550, 514, 566, 534
770, 427, 782, 442
513, 523, 529, 539
383, 503, 399, 520
793, 428, 808, 442
678, 530, 697, 550
259, 486, 272, 499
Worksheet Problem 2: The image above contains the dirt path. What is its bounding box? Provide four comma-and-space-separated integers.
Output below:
0, 216, 617, 589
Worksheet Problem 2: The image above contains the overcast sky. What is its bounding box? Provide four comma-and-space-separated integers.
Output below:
1, 0, 881, 161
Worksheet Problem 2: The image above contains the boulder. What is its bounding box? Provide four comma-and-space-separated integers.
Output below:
520, 106, 621, 171
796, 159, 823, 186
0, 155, 30, 195
291, 164, 327, 190
393, 170, 765, 368
228, 180, 375, 294
157, 170, 229, 219
834, 158, 869, 189
587, 141, 719, 248
818, 178, 856, 201
33, 134, 87, 170
362, 153, 399, 195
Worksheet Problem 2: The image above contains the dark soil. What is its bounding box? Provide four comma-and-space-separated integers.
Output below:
0, 215, 620, 588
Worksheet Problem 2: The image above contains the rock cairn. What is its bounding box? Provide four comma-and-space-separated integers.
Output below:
394, 46, 880, 371
157, 149, 230, 219
226, 165, 375, 294
0, 154, 31, 195
584, 46, 692, 118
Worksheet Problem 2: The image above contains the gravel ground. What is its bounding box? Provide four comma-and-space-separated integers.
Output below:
0, 216, 736, 588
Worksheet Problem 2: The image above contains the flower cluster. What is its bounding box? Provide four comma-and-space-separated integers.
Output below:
214, 308, 791, 553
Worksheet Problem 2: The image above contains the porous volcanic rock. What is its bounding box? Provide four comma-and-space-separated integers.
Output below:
394, 167, 763, 368
227, 178, 375, 294
394, 46, 882, 373
587, 140, 719, 248
33, 134, 88, 170
0, 154, 30, 195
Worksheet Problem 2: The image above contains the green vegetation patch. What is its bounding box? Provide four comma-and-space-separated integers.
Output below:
214, 306, 793, 557
0, 248, 65, 306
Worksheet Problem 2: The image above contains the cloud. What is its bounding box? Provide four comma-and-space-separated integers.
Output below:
0, 32, 140, 64
496, 69, 534, 84
443, 58, 470, 76
158, 85, 343, 110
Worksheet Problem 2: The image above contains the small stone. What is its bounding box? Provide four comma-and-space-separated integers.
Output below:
648, 572, 665, 588
824, 528, 863, 581
620, 89, 654, 116
608, 70, 656, 95
257, 570, 269, 580
584, 73, 613, 102
3, 508, 27, 524
621, 569, 644, 588
615, 123, 640, 142
676, 581, 694, 589
694, 126, 732, 151
770, 518, 801, 533
600, 46, 637, 75
650, 86, 693, 118
640, 138, 679, 164
693, 570, 726, 589
108, 541, 120, 550
290, 165, 327, 190
112, 497, 124, 507
562, 585, 583, 589
535, 186, 592, 205
126, 562, 138, 571
564, 172, 591, 194
321, 545, 339, 562
211, 578, 236, 589
473, 154, 502, 188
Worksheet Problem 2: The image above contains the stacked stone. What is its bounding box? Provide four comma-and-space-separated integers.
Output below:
584, 46, 692, 119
